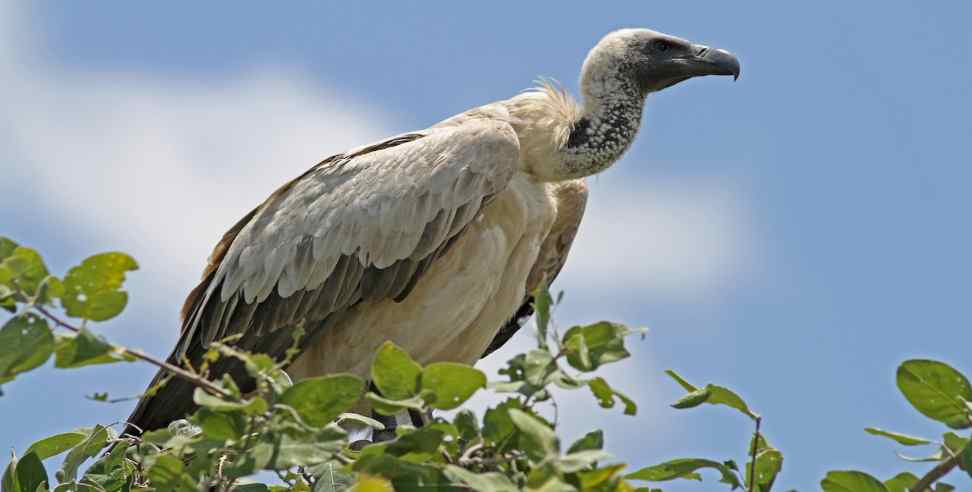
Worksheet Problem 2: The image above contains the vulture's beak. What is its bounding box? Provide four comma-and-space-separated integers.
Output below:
682, 44, 741, 80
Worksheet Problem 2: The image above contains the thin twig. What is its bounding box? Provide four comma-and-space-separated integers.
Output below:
747, 416, 762, 492
34, 305, 233, 400
912, 453, 961, 492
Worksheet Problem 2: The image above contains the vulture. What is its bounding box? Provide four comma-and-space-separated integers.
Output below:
126, 28, 740, 438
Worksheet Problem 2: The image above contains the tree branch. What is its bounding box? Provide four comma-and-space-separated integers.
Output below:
748, 416, 762, 492
34, 305, 233, 400
912, 453, 961, 492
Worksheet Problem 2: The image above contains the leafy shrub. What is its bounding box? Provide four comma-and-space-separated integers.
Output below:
1, 237, 970, 491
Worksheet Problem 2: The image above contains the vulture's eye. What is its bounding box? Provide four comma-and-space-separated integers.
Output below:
652, 40, 672, 52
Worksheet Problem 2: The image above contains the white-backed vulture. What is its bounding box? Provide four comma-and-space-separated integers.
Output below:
126, 28, 740, 436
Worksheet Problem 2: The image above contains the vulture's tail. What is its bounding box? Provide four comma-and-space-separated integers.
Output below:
123, 351, 252, 437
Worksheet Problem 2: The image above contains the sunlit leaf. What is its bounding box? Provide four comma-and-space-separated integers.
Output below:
194, 389, 266, 420
562, 321, 630, 372
588, 377, 637, 415
61, 253, 138, 322
365, 392, 426, 416
443, 465, 518, 492
897, 359, 972, 429
667, 372, 759, 421
0, 246, 50, 298
60, 425, 112, 482
627, 458, 742, 489
665, 369, 700, 392
54, 328, 129, 368
420, 362, 485, 410
146, 454, 196, 492
508, 409, 558, 457
558, 449, 612, 473
568, 430, 604, 454
0, 314, 54, 383
864, 427, 933, 446
820, 470, 889, 492
883, 472, 921, 492
14, 453, 45, 492
483, 399, 525, 445
279, 374, 364, 427
371, 341, 422, 400
2, 453, 19, 492
745, 448, 782, 492
24, 430, 91, 460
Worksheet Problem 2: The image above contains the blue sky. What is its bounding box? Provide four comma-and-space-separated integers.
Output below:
2, 2, 971, 490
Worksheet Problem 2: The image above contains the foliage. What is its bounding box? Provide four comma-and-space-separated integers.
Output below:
1, 236, 970, 491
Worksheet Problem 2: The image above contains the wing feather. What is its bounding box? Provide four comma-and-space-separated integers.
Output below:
125, 119, 519, 434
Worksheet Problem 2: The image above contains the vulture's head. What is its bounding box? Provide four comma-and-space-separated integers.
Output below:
581, 28, 740, 97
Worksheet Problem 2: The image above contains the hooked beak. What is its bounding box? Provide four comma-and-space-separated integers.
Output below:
682, 44, 741, 80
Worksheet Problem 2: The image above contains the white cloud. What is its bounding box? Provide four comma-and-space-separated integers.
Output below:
0, 3, 393, 303
562, 173, 751, 302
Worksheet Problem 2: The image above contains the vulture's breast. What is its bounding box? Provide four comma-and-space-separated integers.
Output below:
288, 173, 558, 379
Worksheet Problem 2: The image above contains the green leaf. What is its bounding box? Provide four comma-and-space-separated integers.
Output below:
61, 253, 138, 321
14, 453, 46, 492
533, 286, 553, 349
883, 472, 920, 492
558, 449, 612, 473
672, 387, 711, 410
577, 464, 627, 489
353, 455, 450, 490
960, 442, 972, 479
54, 328, 128, 368
60, 425, 111, 482
745, 448, 782, 492
567, 430, 604, 454
384, 427, 445, 457
443, 465, 518, 492
864, 427, 933, 446
897, 359, 972, 429
0, 247, 50, 298
2, 453, 19, 492
193, 388, 267, 415
627, 458, 742, 489
371, 341, 422, 400
420, 362, 485, 410
0, 314, 54, 382
280, 374, 364, 427
562, 321, 631, 372
508, 409, 559, 457
588, 377, 637, 416
195, 408, 245, 440
453, 410, 480, 442
365, 392, 426, 415
942, 432, 969, 455
82, 441, 133, 492
267, 437, 341, 469
820, 470, 889, 492
0, 238, 17, 261
666, 370, 697, 390
667, 376, 759, 421
146, 454, 196, 492
337, 413, 385, 431
483, 399, 525, 445
24, 430, 90, 460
